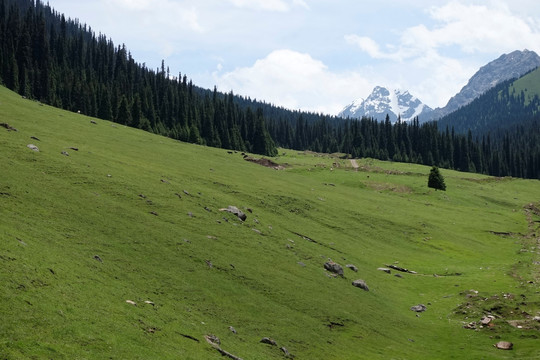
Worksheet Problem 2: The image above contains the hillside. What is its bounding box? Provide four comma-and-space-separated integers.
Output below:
428, 50, 540, 121
1, 86, 540, 359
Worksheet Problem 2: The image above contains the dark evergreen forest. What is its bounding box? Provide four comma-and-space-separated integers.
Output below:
2, 0, 540, 179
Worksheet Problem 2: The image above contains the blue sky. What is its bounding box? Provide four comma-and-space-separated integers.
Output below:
47, 0, 540, 115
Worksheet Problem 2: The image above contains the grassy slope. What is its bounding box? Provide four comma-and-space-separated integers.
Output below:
510, 67, 540, 106
1, 85, 539, 359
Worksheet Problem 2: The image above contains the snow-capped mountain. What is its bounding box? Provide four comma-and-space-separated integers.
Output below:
339, 86, 433, 123
427, 49, 540, 121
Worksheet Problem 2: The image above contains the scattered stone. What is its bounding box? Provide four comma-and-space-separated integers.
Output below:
206, 334, 221, 346
298, 262, 306, 267
205, 260, 213, 268
175, 193, 182, 199
260, 337, 277, 346
27, 144, 39, 152
463, 321, 476, 330
220, 206, 247, 221
246, 208, 253, 213
1, 122, 18, 131
352, 279, 369, 291
205, 334, 243, 360
183, 190, 190, 196
280, 346, 293, 358
481, 316, 494, 325
252, 228, 262, 234
346, 264, 358, 272
126, 300, 137, 306
93, 255, 103, 263
377, 267, 391, 274
410, 304, 427, 313
188, 212, 194, 218
61, 151, 69, 156
386, 264, 416, 273
30, 136, 40, 141
161, 179, 169, 184
144, 300, 155, 306
90, 120, 97, 124
69, 147, 79, 151
138, 194, 147, 199
229, 326, 237, 334
324, 261, 344, 276
150, 211, 158, 216
494, 341, 513, 350
394, 273, 403, 278
533, 316, 540, 322
207, 235, 217, 240
204, 206, 212, 212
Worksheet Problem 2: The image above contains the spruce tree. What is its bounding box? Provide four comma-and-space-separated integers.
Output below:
428, 166, 446, 191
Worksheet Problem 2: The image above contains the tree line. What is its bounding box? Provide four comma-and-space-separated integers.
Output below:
1, 0, 539, 179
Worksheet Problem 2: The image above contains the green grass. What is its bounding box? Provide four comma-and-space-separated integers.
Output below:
510, 67, 540, 106
1, 85, 540, 359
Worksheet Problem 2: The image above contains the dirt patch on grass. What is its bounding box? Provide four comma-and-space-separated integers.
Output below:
367, 182, 412, 193
244, 157, 285, 170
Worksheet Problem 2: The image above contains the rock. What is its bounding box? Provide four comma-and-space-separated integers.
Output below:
183, 190, 190, 196
61, 151, 69, 156
410, 304, 427, 312
69, 147, 79, 151
463, 321, 476, 330
90, 120, 97, 124
533, 316, 540, 322
220, 206, 247, 221
481, 316, 493, 325
228, 326, 237, 334
394, 273, 403, 278
27, 144, 39, 152
1, 122, 18, 131
188, 212, 194, 218
93, 255, 103, 263
30, 136, 40, 141
346, 264, 358, 272
324, 261, 344, 276
206, 334, 221, 346
494, 341, 513, 350
280, 346, 292, 358
260, 337, 277, 346
352, 279, 369, 291
377, 267, 391, 274
144, 300, 155, 306
125, 300, 137, 306
205, 260, 213, 268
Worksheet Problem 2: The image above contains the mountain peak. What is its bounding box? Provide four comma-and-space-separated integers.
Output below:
339, 86, 432, 123
428, 49, 540, 121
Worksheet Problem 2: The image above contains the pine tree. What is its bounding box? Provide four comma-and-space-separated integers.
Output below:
428, 166, 446, 191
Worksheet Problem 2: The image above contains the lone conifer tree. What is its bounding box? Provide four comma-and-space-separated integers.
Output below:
428, 166, 446, 191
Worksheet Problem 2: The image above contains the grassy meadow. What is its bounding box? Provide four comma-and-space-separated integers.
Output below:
1, 85, 539, 359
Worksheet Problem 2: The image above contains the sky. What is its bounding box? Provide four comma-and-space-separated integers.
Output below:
46, 0, 540, 115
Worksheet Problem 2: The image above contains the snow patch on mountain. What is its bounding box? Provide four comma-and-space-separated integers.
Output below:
339, 86, 433, 123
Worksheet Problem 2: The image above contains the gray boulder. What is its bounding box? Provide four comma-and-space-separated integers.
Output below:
220, 206, 247, 221
324, 261, 344, 276
346, 264, 358, 272
410, 304, 427, 312
352, 279, 369, 291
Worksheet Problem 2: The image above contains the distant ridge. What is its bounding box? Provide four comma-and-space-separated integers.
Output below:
427, 49, 540, 121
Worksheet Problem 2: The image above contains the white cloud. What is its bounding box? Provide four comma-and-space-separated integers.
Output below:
214, 49, 372, 114
345, 0, 540, 107
349, 1, 540, 61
